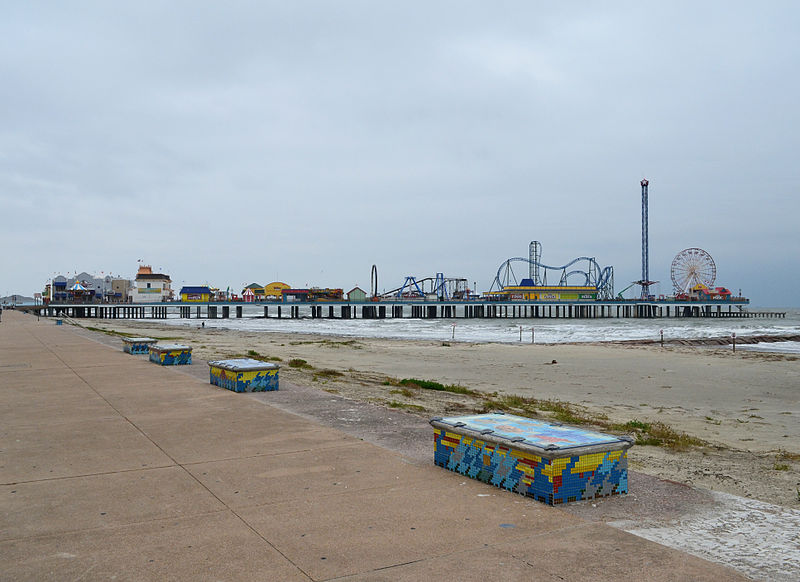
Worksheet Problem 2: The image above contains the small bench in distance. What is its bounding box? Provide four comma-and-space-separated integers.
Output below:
122, 337, 157, 355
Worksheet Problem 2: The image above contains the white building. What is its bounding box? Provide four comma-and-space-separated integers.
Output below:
130, 265, 172, 303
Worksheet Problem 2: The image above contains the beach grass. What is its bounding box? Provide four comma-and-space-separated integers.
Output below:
629, 421, 705, 450
390, 387, 418, 398
386, 377, 480, 397
387, 400, 426, 412
289, 339, 363, 349
485, 394, 605, 426
244, 349, 282, 362
288, 358, 313, 369
314, 369, 344, 379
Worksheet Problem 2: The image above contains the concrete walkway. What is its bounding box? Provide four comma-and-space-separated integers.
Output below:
1, 310, 748, 581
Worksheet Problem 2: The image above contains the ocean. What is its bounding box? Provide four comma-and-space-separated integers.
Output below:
152, 305, 800, 353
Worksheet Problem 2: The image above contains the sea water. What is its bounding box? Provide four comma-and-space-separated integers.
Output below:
152, 305, 800, 353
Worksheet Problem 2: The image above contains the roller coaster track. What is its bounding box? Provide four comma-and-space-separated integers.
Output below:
382, 274, 468, 300
492, 257, 614, 299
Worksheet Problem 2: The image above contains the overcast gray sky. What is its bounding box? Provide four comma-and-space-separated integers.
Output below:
2, 2, 798, 306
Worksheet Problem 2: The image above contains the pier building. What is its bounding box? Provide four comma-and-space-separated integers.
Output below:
347, 287, 367, 302
264, 282, 290, 300
487, 282, 598, 302
179, 286, 212, 302
131, 265, 172, 303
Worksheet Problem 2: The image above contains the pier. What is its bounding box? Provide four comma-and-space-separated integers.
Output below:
21, 300, 785, 321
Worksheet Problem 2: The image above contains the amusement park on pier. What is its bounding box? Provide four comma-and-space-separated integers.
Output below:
20, 180, 783, 322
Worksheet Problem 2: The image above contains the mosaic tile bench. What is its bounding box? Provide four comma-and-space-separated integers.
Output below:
208, 358, 280, 392
122, 337, 157, 355
149, 343, 192, 366
431, 412, 633, 505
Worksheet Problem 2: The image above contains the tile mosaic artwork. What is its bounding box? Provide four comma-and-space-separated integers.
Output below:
209, 360, 279, 393
122, 337, 156, 355
432, 414, 630, 505
149, 344, 192, 366
438, 413, 627, 449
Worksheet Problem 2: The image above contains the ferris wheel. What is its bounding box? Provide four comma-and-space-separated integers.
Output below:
670, 248, 716, 294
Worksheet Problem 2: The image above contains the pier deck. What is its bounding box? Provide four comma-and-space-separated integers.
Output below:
21, 300, 785, 321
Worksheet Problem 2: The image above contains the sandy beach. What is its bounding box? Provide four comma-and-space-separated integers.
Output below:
86, 319, 800, 508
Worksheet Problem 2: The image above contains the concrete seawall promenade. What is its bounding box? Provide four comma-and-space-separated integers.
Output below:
0, 310, 747, 581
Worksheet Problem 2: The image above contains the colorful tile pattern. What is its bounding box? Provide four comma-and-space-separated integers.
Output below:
149, 344, 192, 366
209, 359, 279, 393
432, 414, 630, 505
122, 337, 156, 355
436, 414, 624, 450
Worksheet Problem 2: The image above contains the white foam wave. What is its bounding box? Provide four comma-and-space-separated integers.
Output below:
150, 306, 800, 352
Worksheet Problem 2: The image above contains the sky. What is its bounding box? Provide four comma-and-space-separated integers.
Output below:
1, 2, 798, 306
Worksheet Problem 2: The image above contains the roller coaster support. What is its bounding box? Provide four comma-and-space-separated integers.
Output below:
433, 273, 449, 300
395, 276, 425, 299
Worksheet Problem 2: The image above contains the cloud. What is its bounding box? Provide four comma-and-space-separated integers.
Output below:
1, 2, 798, 305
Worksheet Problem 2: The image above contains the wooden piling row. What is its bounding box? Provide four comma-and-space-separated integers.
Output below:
34, 302, 785, 322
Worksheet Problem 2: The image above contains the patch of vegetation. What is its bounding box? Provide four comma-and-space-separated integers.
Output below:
487, 394, 605, 426
387, 401, 426, 412
610, 419, 651, 432
314, 369, 344, 379
773, 463, 790, 471
630, 421, 705, 451
539, 399, 608, 425
289, 339, 363, 349
634, 435, 664, 447
491, 394, 528, 410
389, 388, 417, 398
228, 351, 282, 362
704, 416, 722, 425
776, 449, 800, 462
288, 358, 313, 369
392, 378, 479, 397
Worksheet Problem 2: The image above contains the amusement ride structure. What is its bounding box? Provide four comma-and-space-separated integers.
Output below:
382, 273, 470, 301
638, 178, 657, 299
670, 248, 717, 294
489, 241, 615, 300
